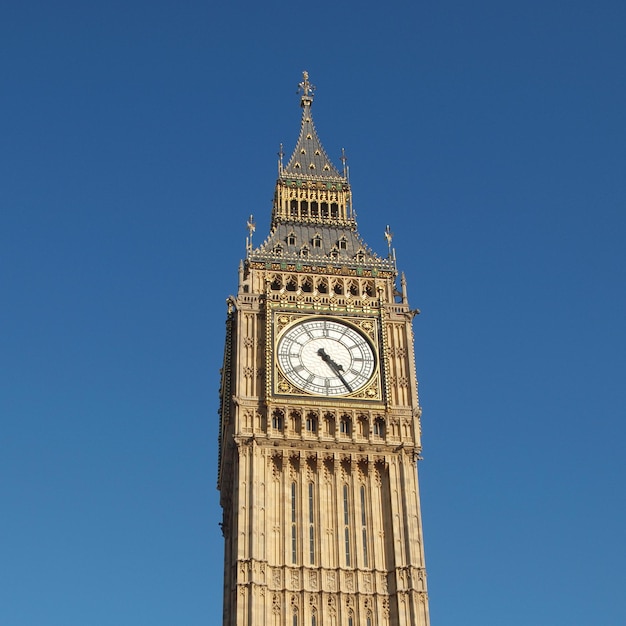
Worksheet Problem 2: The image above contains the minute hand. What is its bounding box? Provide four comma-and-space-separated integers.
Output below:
317, 348, 353, 393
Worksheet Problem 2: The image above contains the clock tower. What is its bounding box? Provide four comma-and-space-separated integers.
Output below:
218, 73, 430, 626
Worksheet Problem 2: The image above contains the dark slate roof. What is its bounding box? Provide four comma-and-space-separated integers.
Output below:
249, 221, 395, 272
282, 101, 342, 179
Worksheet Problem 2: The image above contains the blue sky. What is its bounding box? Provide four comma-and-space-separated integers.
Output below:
2, 1, 625, 624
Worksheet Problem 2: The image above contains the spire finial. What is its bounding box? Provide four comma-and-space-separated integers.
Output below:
298, 70, 315, 106
341, 148, 348, 178
246, 215, 256, 255
384, 225, 395, 260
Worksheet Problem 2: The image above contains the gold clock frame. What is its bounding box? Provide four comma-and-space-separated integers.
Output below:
269, 310, 384, 403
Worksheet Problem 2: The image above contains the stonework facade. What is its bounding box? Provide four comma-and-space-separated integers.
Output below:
218, 73, 430, 626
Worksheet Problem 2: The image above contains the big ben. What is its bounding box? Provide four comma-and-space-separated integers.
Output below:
218, 73, 430, 626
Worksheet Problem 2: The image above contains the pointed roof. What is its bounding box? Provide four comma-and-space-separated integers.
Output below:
281, 72, 343, 180
247, 72, 396, 274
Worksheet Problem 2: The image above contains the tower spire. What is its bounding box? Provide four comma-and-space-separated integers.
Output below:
270, 71, 350, 228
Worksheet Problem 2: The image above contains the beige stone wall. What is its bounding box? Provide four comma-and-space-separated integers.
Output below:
218, 264, 430, 626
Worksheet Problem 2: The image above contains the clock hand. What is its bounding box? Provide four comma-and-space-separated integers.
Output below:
316, 348, 353, 393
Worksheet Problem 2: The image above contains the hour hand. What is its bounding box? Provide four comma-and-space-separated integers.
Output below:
316, 348, 352, 392
317, 348, 342, 371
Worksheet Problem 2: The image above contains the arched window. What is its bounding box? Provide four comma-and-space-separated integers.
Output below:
339, 415, 351, 436
306, 413, 317, 432
373, 418, 384, 437
272, 410, 283, 431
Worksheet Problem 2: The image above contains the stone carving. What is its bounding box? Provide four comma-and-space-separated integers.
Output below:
270, 455, 282, 480
272, 568, 281, 587
327, 595, 336, 616
290, 569, 300, 588
272, 593, 281, 615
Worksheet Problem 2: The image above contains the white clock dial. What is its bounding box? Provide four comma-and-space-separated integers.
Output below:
277, 318, 376, 396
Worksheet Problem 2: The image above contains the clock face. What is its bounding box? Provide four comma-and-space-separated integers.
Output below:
276, 318, 376, 396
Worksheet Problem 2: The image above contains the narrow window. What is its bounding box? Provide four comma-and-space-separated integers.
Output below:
361, 485, 368, 567
374, 418, 384, 437
293, 613, 298, 626
343, 484, 351, 566
306, 414, 317, 432
348, 615, 353, 626
308, 483, 315, 564
340, 416, 350, 435
272, 410, 283, 430
291, 482, 297, 564
312, 615, 317, 626
366, 617, 372, 626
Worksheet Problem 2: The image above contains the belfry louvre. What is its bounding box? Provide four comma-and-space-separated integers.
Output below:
218, 72, 430, 626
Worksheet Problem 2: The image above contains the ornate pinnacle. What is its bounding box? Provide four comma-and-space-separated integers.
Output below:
246, 215, 256, 255
384, 224, 393, 249
298, 70, 315, 105
278, 143, 284, 174
341, 148, 348, 178
385, 224, 396, 263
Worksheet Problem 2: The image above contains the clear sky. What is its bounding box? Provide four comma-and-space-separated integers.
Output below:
2, 1, 625, 624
